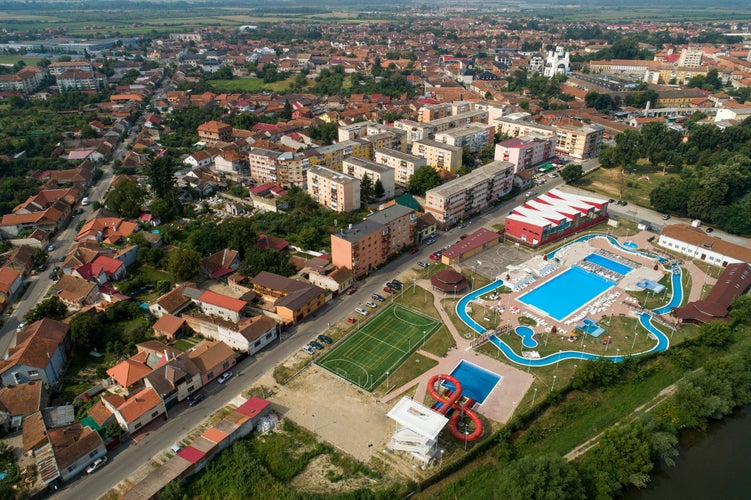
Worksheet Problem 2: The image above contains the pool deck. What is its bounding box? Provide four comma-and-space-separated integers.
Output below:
380, 280, 534, 424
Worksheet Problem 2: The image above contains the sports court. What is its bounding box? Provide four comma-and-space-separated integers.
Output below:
317, 304, 442, 391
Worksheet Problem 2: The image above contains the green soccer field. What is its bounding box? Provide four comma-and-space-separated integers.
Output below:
317, 304, 442, 391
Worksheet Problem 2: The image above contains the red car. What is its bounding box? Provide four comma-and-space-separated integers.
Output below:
409, 247, 419, 254
429, 252, 441, 261
383, 286, 395, 294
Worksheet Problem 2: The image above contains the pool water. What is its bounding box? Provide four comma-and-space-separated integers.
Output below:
623, 241, 638, 249
580, 318, 605, 337
584, 253, 633, 275
519, 267, 615, 321
515, 326, 538, 348
446, 360, 502, 405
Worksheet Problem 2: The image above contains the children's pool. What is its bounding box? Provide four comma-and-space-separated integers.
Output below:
584, 253, 633, 275
444, 360, 502, 405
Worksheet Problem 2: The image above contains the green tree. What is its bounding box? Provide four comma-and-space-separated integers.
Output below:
374, 179, 385, 199
360, 174, 375, 204
698, 320, 733, 347
560, 163, 583, 183
598, 145, 619, 167
239, 247, 296, 277
148, 197, 173, 222
729, 294, 751, 327
147, 156, 176, 199
281, 99, 292, 120
614, 129, 642, 168
497, 454, 585, 500
70, 313, 101, 349
408, 165, 441, 195
106, 178, 147, 218
168, 248, 201, 281
24, 296, 68, 323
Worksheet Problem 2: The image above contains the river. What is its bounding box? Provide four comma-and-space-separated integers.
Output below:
626, 405, 751, 499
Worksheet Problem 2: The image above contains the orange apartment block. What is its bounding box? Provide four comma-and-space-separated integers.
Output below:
331, 204, 416, 277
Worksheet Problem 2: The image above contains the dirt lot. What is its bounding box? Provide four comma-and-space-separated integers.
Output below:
257, 363, 393, 464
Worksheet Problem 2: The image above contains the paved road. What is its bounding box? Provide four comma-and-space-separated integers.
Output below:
0, 120, 137, 357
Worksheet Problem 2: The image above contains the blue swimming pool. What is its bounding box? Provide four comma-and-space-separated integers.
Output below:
518, 267, 615, 321
584, 253, 632, 275
515, 326, 538, 348
446, 360, 502, 405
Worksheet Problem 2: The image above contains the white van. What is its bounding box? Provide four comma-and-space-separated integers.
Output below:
82, 197, 90, 206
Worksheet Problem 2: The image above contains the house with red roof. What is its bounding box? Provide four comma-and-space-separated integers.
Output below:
152, 314, 186, 341
0, 266, 23, 309
75, 217, 138, 245
72, 254, 126, 285
106, 350, 160, 396
195, 290, 247, 322
103, 387, 166, 434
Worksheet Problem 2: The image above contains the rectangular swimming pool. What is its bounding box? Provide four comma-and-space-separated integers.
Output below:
446, 360, 502, 405
518, 266, 615, 321
584, 253, 632, 275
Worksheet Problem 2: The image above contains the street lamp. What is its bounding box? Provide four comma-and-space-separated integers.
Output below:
531, 387, 538, 406
632, 332, 638, 350
386, 371, 389, 393
551, 375, 557, 392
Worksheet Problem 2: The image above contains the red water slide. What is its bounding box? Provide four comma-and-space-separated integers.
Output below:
427, 374, 483, 442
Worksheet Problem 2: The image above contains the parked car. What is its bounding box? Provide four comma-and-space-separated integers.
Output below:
345, 287, 356, 295
383, 286, 394, 294
302, 345, 316, 355
388, 281, 402, 290
81, 197, 90, 206
425, 239, 435, 246
86, 456, 108, 474
418, 261, 429, 268
662, 214, 670, 220
429, 252, 441, 261
318, 334, 333, 344
309, 340, 325, 350
217, 371, 233, 384
548, 173, 558, 178
371, 293, 385, 302
355, 307, 369, 316
170, 444, 182, 454
16, 322, 25, 333
409, 247, 419, 254
365, 301, 377, 308
705, 227, 714, 233
187, 393, 205, 407
47, 244, 56, 252
391, 279, 403, 287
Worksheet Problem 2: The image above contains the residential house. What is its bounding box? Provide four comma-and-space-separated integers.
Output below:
3, 245, 39, 276
149, 284, 192, 318
197, 121, 233, 144
75, 217, 138, 245
250, 271, 325, 324
72, 254, 126, 285
144, 355, 202, 409
411, 139, 463, 173
152, 314, 186, 341
342, 157, 395, 200
306, 266, 353, 295
0, 318, 70, 387
52, 274, 101, 310
200, 249, 240, 280
182, 150, 215, 169
23, 412, 106, 487
195, 290, 247, 323
103, 387, 167, 434
106, 351, 158, 396
186, 340, 237, 385
374, 148, 427, 188
0, 381, 47, 431
0, 266, 23, 309
182, 314, 278, 354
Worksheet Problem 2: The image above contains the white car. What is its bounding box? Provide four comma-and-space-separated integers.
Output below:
355, 307, 369, 316
217, 371, 233, 384
302, 345, 315, 355
86, 456, 108, 474
365, 301, 377, 308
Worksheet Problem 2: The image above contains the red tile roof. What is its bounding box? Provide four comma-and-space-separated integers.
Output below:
197, 290, 247, 312
441, 228, 502, 259
177, 445, 205, 464
235, 397, 270, 419
117, 387, 162, 423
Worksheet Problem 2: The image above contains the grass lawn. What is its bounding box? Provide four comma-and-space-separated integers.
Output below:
0, 55, 47, 65
209, 76, 294, 93
132, 264, 174, 284
374, 353, 438, 397
58, 349, 117, 404
576, 162, 680, 207
316, 304, 441, 391
172, 336, 201, 352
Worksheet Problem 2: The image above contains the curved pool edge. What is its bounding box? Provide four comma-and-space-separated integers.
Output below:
458, 237, 682, 367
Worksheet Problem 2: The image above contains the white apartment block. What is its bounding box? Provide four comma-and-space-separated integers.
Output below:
338, 121, 377, 142
307, 166, 361, 212
48, 60, 93, 76
412, 139, 463, 173
492, 117, 604, 160
248, 148, 282, 184
394, 110, 489, 145
678, 48, 703, 68
374, 148, 427, 187
342, 157, 395, 199
434, 123, 493, 153
425, 160, 515, 228
56, 70, 107, 91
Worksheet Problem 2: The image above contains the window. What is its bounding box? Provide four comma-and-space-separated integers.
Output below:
151, 411, 159, 418
222, 361, 230, 369
28, 370, 39, 378
135, 423, 142, 429
89, 450, 99, 458
254, 340, 261, 347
